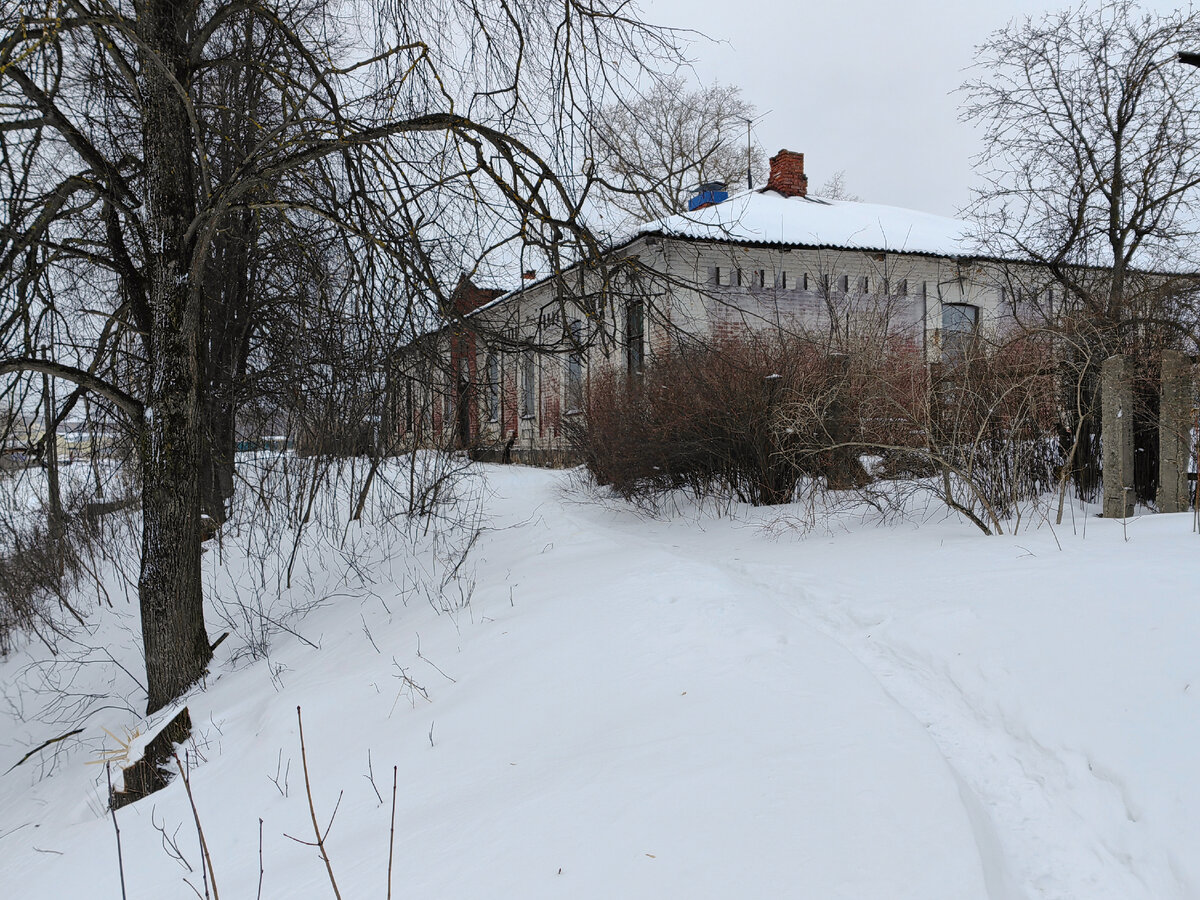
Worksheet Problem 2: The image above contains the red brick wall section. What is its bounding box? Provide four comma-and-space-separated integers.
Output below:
451, 277, 503, 316
766, 150, 808, 199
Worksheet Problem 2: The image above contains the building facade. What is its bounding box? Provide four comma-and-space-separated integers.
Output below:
392, 150, 1065, 463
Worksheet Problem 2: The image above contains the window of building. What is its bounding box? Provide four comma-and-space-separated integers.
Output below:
710, 265, 722, 286
838, 274, 849, 293
419, 362, 433, 432
802, 272, 809, 291
485, 351, 500, 422
897, 279, 908, 297
941, 303, 978, 360
521, 351, 536, 417
859, 276, 869, 293
566, 320, 584, 413
442, 373, 455, 432
626, 298, 645, 376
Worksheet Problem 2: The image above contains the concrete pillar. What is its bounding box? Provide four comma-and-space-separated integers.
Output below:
1102, 354, 1135, 518
1157, 350, 1195, 513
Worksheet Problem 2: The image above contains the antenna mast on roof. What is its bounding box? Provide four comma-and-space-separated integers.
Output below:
740, 111, 771, 191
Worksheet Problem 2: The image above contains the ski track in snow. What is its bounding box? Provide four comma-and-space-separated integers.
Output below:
542, 479, 1195, 900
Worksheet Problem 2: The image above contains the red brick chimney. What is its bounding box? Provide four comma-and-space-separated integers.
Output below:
765, 149, 808, 198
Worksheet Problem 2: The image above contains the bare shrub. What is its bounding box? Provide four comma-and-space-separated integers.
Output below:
572, 329, 1062, 533
206, 445, 484, 666
920, 338, 1061, 532
0, 462, 137, 657
569, 334, 861, 507
0, 515, 83, 655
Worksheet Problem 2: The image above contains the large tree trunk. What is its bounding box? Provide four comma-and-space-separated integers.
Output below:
199, 210, 255, 525
138, 0, 212, 715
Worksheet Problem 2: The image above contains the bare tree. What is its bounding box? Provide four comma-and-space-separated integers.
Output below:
0, 0, 671, 712
962, 0, 1200, 507
815, 170, 861, 202
593, 78, 765, 223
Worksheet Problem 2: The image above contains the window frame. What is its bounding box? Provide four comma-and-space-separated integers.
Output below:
521, 350, 537, 419
566, 320, 584, 414
626, 298, 645, 377
485, 350, 500, 423
941, 302, 979, 360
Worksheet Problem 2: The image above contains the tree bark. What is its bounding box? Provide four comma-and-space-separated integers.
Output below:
1102, 354, 1136, 519
199, 395, 237, 524
199, 207, 255, 525
138, 0, 212, 715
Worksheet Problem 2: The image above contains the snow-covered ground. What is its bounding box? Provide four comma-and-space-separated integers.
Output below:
1, 463, 1198, 898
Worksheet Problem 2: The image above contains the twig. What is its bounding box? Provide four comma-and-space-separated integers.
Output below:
106, 763, 128, 900
257, 818, 265, 900
268, 748, 290, 798
361, 616, 381, 654
296, 706, 343, 899
5, 727, 84, 774
387, 766, 398, 900
364, 748, 383, 805
173, 751, 219, 900
416, 633, 456, 683
152, 808, 194, 872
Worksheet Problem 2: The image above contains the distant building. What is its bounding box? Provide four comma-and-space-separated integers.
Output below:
389, 149, 1139, 463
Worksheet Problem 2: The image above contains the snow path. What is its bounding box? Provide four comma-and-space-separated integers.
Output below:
533, 481, 1029, 898
441, 469, 997, 899
553, 484, 1199, 900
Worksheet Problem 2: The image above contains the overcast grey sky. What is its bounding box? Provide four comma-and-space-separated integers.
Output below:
641, 0, 1187, 217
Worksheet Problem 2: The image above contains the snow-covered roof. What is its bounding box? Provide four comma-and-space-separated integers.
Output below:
462, 193, 974, 323
633, 189, 974, 258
